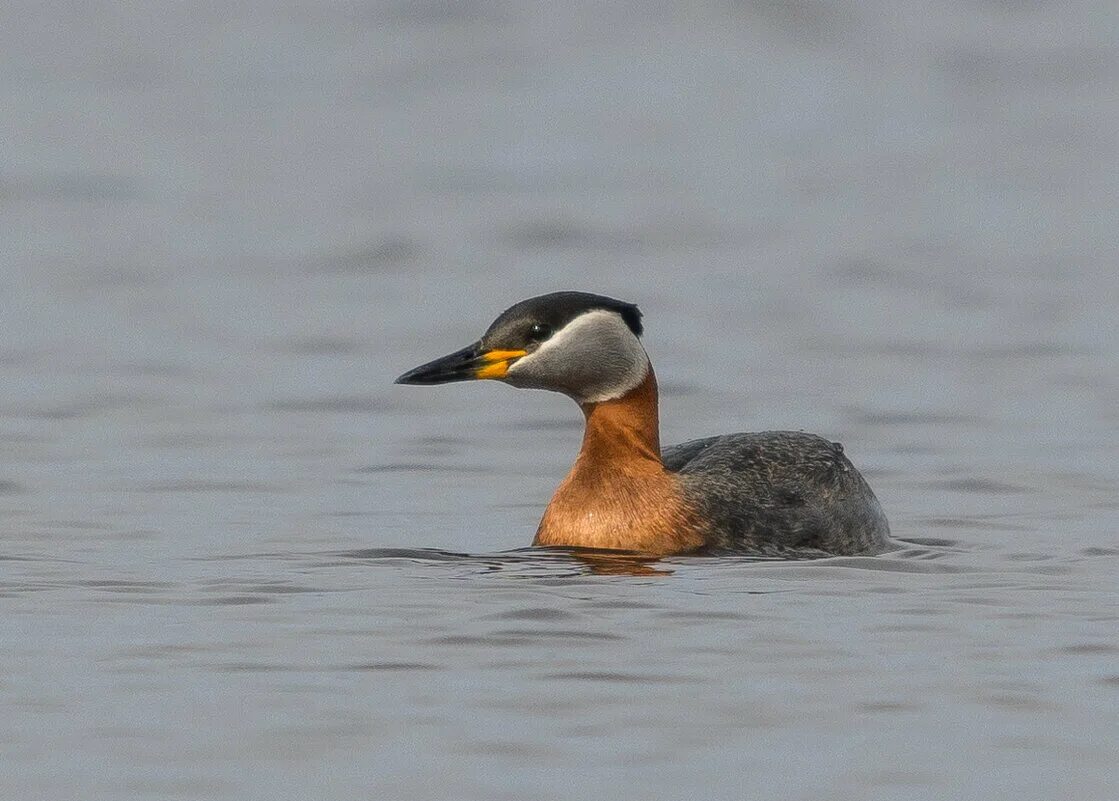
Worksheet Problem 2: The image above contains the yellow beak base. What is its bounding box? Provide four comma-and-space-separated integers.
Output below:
474, 349, 527, 380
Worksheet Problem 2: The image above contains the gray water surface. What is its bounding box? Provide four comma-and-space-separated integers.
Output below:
2, 2, 1118, 799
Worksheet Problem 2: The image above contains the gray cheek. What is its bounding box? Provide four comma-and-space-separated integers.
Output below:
502, 311, 649, 402
505, 348, 572, 392
504, 360, 551, 390
506, 338, 630, 400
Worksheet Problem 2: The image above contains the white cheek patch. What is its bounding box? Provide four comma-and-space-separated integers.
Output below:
506, 309, 649, 403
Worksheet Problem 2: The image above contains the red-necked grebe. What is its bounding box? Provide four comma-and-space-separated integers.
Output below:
396, 291, 892, 556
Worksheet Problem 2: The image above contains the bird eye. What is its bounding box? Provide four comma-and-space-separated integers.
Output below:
528, 322, 552, 341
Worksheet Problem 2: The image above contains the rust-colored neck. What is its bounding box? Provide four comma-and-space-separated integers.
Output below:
534, 366, 705, 555
577, 367, 663, 468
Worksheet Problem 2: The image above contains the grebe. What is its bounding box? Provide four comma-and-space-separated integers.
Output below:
396, 292, 892, 556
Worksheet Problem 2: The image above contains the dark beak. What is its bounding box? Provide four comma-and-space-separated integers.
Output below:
395, 342, 527, 385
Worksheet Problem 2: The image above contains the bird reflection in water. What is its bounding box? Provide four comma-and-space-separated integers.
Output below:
558, 547, 674, 576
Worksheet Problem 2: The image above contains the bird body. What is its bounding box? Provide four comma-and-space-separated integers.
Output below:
397, 291, 892, 557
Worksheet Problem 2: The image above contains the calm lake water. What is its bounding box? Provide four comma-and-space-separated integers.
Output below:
2, 2, 1117, 799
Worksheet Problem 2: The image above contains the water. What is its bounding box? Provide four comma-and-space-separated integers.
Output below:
2, 1, 1118, 799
